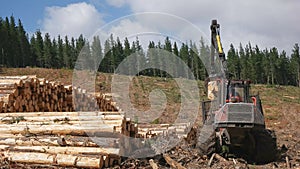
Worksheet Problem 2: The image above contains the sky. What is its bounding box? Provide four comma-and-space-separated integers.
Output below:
1, 0, 300, 54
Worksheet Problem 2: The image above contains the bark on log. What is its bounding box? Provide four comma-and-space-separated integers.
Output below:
0, 76, 140, 168
149, 159, 159, 169
163, 153, 186, 169
0, 111, 121, 117
0, 76, 119, 113
0, 124, 118, 136
6, 120, 124, 126
208, 153, 216, 167
0, 145, 120, 155
2, 151, 106, 168
215, 154, 228, 162
0, 115, 124, 123
0, 136, 119, 147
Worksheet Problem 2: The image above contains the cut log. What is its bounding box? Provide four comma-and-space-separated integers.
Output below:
0, 76, 119, 113
208, 153, 216, 167
0, 136, 119, 147
286, 156, 291, 169
138, 123, 191, 128
163, 153, 186, 169
0, 145, 120, 155
215, 154, 227, 162
0, 111, 121, 117
149, 159, 159, 169
0, 115, 124, 123
6, 120, 124, 126
2, 151, 106, 168
0, 124, 119, 136
0, 76, 140, 168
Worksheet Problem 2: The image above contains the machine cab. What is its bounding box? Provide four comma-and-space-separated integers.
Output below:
226, 80, 250, 103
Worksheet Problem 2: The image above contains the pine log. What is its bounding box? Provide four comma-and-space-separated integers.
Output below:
149, 159, 159, 169
138, 123, 191, 128
0, 145, 120, 155
0, 124, 119, 136
5, 120, 124, 126
0, 115, 124, 123
163, 153, 186, 169
2, 151, 106, 168
0, 136, 119, 147
0, 111, 122, 117
0, 75, 37, 80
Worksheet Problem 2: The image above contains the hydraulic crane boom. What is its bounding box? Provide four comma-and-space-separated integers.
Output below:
210, 20, 228, 78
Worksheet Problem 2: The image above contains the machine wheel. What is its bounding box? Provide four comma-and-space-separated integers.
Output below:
253, 129, 278, 164
196, 124, 216, 156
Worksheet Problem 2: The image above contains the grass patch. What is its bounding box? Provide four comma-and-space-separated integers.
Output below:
151, 118, 160, 124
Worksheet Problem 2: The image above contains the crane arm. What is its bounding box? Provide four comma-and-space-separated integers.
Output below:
210, 19, 228, 78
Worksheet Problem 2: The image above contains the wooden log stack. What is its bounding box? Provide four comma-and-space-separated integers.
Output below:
0, 111, 138, 168
0, 75, 118, 113
137, 122, 192, 139
0, 75, 140, 168
0, 75, 196, 168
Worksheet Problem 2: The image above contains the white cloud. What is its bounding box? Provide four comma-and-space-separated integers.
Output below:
94, 13, 210, 52
105, 0, 126, 8
95, 17, 160, 51
42, 2, 104, 38
41, 0, 300, 53
109, 0, 300, 53
108, 18, 156, 39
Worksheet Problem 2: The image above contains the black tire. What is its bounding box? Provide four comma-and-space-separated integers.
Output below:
253, 129, 278, 164
196, 124, 216, 156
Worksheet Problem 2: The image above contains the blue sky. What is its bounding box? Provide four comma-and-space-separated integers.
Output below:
1, 0, 299, 54
1, 0, 131, 33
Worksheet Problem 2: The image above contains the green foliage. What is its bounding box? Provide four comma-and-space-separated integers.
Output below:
151, 118, 160, 124
290, 43, 300, 87
227, 42, 299, 86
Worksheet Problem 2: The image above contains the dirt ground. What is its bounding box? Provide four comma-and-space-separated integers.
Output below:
0, 68, 300, 168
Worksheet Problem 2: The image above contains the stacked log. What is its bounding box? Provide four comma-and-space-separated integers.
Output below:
0, 76, 118, 113
137, 122, 192, 139
0, 111, 138, 168
0, 75, 197, 168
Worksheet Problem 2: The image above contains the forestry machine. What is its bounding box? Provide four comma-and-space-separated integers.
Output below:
196, 20, 278, 164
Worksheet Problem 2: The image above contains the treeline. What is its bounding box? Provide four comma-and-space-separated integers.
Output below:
0, 16, 85, 69
88, 35, 208, 81
0, 16, 299, 86
227, 43, 300, 86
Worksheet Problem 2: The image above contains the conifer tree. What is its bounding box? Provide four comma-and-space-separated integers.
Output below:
17, 19, 30, 67
43, 33, 52, 68
291, 43, 300, 87
63, 36, 71, 68
57, 35, 64, 68
227, 44, 240, 79
35, 30, 44, 67
91, 36, 103, 71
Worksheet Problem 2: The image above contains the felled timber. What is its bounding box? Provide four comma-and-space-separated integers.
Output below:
0, 75, 142, 168
0, 75, 118, 113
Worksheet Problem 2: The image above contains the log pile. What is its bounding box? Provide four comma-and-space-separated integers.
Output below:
0, 75, 197, 168
0, 75, 118, 113
0, 75, 140, 168
137, 122, 192, 139
0, 111, 138, 168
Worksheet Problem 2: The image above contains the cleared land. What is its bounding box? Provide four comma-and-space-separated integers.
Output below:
0, 68, 299, 168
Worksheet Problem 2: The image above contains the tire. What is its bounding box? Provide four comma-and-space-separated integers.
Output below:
196, 124, 216, 156
252, 129, 278, 164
